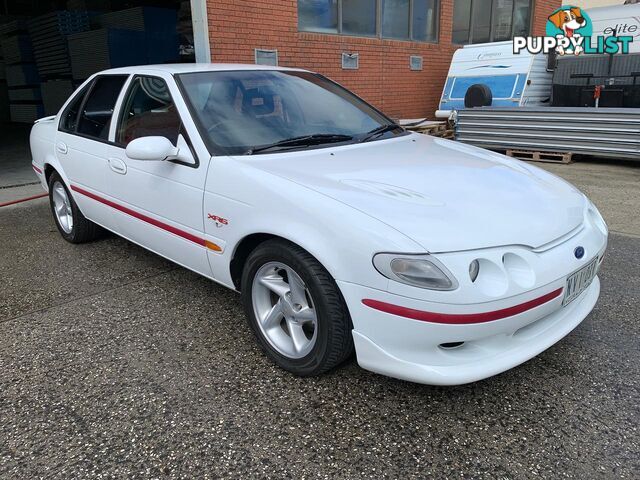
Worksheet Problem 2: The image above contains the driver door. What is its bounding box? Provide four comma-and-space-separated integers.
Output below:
102, 74, 212, 278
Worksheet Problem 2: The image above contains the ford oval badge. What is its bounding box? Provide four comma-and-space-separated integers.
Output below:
574, 246, 585, 259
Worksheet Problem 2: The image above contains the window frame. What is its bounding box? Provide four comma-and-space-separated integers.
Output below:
58, 83, 92, 135
58, 74, 129, 146
298, 0, 440, 43
114, 74, 199, 169
73, 75, 129, 143
452, 0, 533, 45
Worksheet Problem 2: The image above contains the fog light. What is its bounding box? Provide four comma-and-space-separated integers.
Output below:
469, 259, 480, 282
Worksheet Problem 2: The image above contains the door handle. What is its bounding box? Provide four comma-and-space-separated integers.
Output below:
108, 157, 127, 175
56, 142, 68, 154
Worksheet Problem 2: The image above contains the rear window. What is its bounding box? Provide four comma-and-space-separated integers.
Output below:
60, 85, 90, 133
76, 75, 128, 140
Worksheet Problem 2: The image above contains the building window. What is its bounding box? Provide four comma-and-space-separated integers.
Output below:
343, 0, 377, 36
298, 0, 338, 33
452, 0, 531, 44
298, 0, 439, 42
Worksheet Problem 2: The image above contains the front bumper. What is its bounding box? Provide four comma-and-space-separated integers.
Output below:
340, 277, 600, 385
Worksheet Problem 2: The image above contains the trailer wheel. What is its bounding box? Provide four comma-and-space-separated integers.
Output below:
464, 84, 493, 108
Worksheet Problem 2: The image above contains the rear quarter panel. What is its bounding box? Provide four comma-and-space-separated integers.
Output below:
29, 116, 58, 190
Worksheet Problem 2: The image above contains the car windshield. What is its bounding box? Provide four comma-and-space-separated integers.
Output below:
176, 70, 403, 155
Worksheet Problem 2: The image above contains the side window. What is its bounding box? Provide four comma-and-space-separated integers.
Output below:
60, 85, 90, 133
117, 76, 181, 146
77, 75, 128, 141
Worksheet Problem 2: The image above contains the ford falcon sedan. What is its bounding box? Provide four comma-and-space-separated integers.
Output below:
29, 64, 608, 385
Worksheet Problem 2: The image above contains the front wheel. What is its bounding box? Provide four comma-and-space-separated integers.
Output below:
48, 172, 103, 243
241, 239, 354, 376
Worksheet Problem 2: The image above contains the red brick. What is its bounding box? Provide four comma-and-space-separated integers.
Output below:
206, 0, 559, 118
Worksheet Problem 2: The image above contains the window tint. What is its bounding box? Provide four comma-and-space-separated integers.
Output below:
471, 0, 492, 43
117, 76, 181, 146
512, 0, 531, 37
177, 70, 396, 155
60, 85, 90, 132
492, 0, 513, 41
298, 0, 438, 42
452, 0, 531, 44
452, 0, 472, 43
77, 75, 127, 140
342, 0, 377, 36
382, 0, 410, 40
298, 0, 338, 33
412, 0, 438, 42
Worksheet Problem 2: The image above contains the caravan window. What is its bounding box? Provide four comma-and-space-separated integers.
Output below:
450, 75, 518, 99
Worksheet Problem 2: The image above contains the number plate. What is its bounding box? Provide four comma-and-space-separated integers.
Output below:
562, 257, 598, 306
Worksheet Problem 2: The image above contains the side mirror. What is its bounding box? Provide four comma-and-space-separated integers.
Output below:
125, 136, 179, 161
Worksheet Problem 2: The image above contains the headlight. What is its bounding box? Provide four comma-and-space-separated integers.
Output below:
373, 253, 458, 290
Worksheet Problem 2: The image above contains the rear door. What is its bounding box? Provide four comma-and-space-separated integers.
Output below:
56, 74, 128, 231
102, 73, 212, 278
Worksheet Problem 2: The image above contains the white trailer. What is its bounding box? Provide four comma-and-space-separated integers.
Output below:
436, 42, 552, 118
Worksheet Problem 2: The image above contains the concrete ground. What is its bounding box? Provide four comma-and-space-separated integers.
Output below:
0, 160, 639, 478
0, 123, 43, 205
541, 160, 640, 238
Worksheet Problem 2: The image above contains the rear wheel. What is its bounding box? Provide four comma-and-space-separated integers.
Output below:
48, 172, 102, 243
241, 239, 354, 376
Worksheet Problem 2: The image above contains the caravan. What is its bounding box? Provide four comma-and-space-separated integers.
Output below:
437, 4, 640, 117
436, 42, 551, 118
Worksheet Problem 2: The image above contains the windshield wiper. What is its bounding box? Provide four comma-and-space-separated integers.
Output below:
247, 134, 353, 155
359, 124, 402, 143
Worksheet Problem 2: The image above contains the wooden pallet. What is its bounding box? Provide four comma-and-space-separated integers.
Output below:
398, 119, 454, 138
506, 149, 573, 164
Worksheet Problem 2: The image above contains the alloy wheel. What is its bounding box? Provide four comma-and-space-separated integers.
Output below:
251, 261, 318, 359
52, 181, 74, 234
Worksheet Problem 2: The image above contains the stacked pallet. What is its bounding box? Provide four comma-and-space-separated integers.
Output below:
68, 28, 145, 80
28, 11, 90, 79
0, 83, 8, 122
93, 7, 178, 64
41, 79, 74, 116
66, 0, 112, 10
0, 18, 42, 123
398, 119, 455, 139
0, 34, 34, 64
177, 1, 194, 61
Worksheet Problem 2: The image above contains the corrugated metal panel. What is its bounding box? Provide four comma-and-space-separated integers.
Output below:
455, 107, 640, 160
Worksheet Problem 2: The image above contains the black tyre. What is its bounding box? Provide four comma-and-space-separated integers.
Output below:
464, 83, 493, 108
241, 239, 354, 376
48, 171, 103, 243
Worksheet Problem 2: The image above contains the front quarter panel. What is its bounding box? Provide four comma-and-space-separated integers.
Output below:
203, 156, 424, 290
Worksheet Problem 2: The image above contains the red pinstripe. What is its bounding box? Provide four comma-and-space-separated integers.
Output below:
362, 288, 564, 325
70, 185, 207, 247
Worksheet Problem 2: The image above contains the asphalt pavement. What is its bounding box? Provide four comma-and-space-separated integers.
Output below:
1, 192, 639, 478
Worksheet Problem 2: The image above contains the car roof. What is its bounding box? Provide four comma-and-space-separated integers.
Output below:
99, 63, 310, 75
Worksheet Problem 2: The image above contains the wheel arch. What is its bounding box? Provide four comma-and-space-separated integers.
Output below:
44, 163, 56, 185
230, 232, 307, 291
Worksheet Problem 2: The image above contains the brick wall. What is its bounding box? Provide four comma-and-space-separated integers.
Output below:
206, 0, 560, 119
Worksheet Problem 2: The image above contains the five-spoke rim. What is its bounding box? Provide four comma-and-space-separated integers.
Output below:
252, 261, 318, 359
52, 181, 73, 234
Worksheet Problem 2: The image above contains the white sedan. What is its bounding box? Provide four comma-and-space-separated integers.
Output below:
30, 64, 607, 385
